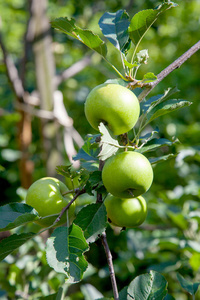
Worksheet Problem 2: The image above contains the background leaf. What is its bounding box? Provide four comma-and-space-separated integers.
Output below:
0, 203, 39, 232
46, 224, 89, 283
0, 233, 35, 261
74, 203, 107, 243
127, 270, 168, 300
99, 10, 130, 52
177, 273, 200, 295
80, 283, 104, 300
149, 153, 175, 164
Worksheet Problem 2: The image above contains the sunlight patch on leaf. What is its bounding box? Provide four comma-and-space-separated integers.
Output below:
99, 10, 130, 52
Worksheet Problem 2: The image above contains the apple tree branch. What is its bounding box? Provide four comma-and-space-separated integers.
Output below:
137, 40, 200, 101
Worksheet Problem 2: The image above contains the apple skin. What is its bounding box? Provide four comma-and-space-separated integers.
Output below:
84, 83, 140, 135
102, 151, 153, 198
26, 177, 75, 227
104, 194, 147, 228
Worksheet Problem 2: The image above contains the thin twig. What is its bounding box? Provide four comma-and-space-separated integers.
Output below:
137, 40, 200, 101
0, 32, 26, 102
62, 188, 79, 196
54, 55, 91, 88
54, 188, 86, 224
101, 232, 119, 300
97, 160, 119, 299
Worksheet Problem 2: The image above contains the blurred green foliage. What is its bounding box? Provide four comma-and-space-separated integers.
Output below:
0, 0, 200, 299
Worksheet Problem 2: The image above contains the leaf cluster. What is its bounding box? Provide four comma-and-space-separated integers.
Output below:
0, 1, 199, 299
51, 1, 178, 81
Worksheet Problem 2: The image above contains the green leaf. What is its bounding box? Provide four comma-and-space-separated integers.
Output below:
97, 297, 111, 300
119, 286, 128, 299
127, 270, 168, 300
51, 17, 76, 37
74, 203, 107, 243
128, 2, 178, 48
80, 283, 104, 300
56, 165, 83, 189
98, 10, 130, 52
73, 135, 99, 171
141, 87, 179, 114
46, 224, 89, 283
75, 28, 107, 57
73, 136, 99, 162
139, 130, 159, 142
56, 164, 74, 178
98, 123, 120, 161
39, 287, 65, 300
97, 298, 112, 300
0, 233, 35, 261
146, 99, 192, 123
177, 273, 200, 296
142, 72, 157, 83
84, 170, 105, 195
0, 203, 39, 232
136, 138, 176, 154
51, 17, 107, 57
124, 59, 139, 69
149, 153, 175, 164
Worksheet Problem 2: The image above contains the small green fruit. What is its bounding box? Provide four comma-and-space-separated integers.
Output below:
84, 83, 140, 135
26, 177, 75, 227
102, 151, 153, 198
104, 194, 147, 228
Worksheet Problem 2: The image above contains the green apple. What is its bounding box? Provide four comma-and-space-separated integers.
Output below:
104, 194, 147, 228
84, 83, 140, 135
26, 177, 75, 227
102, 151, 153, 198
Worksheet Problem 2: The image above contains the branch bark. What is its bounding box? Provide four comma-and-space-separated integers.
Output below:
137, 40, 200, 101
96, 161, 119, 299
101, 232, 119, 300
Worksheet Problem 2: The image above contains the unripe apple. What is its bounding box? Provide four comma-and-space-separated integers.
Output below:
26, 177, 75, 227
102, 151, 153, 198
84, 83, 140, 135
104, 194, 147, 228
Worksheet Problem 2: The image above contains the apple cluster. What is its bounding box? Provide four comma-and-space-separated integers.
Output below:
85, 83, 153, 228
